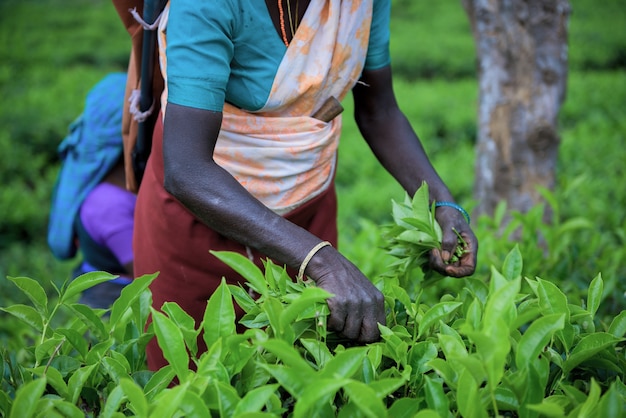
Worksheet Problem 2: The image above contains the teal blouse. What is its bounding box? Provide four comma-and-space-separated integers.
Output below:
166, 0, 391, 112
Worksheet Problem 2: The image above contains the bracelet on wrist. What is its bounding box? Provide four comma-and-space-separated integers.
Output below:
434, 201, 471, 224
297, 241, 332, 281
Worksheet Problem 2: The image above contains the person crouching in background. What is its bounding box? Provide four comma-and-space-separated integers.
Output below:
47, 73, 136, 309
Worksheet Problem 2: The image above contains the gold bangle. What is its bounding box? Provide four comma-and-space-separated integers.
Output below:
297, 241, 332, 281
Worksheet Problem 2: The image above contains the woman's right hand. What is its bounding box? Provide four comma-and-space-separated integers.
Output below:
303, 245, 386, 343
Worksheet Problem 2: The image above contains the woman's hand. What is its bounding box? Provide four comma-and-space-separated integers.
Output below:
429, 206, 478, 278
304, 245, 386, 343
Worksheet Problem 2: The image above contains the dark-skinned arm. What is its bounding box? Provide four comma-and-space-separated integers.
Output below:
353, 66, 478, 277
161, 103, 385, 342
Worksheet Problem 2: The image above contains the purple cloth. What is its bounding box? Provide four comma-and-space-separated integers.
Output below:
79, 182, 136, 266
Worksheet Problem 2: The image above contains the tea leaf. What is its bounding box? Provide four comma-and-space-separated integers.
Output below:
68, 364, 97, 404
408, 341, 438, 375
318, 347, 368, 380
396, 230, 440, 248
178, 390, 211, 418
387, 398, 422, 418
7, 276, 48, 315
493, 386, 520, 411
62, 271, 116, 303
501, 245, 523, 280
402, 217, 437, 235
9, 377, 46, 418
100, 385, 125, 418
423, 375, 450, 417
578, 378, 601, 417
438, 334, 468, 360
586, 273, 603, 318
525, 401, 565, 417
56, 328, 89, 360
607, 310, 626, 337
34, 336, 64, 365
203, 278, 236, 350
260, 364, 309, 398
379, 324, 409, 364
1, 304, 44, 333
343, 381, 387, 418
85, 339, 114, 366
264, 297, 294, 343
102, 357, 130, 385
30, 366, 68, 399
534, 278, 569, 317
596, 383, 624, 418
418, 302, 462, 338
260, 339, 316, 379
211, 250, 267, 296
109, 272, 158, 330
143, 366, 175, 400
483, 277, 520, 333
456, 369, 487, 418
300, 338, 333, 369
43, 399, 85, 418
368, 377, 407, 399
414, 411, 444, 418
163, 302, 200, 356
411, 181, 432, 224
233, 384, 280, 415
562, 333, 623, 375
429, 359, 458, 391
515, 313, 565, 370
149, 384, 188, 418
293, 378, 350, 418
120, 377, 148, 417
228, 284, 258, 313
281, 286, 331, 327
67, 303, 107, 340
466, 318, 510, 389
151, 308, 190, 382
391, 199, 414, 228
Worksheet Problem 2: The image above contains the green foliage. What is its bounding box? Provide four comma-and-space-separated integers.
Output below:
1, 245, 624, 416
1, 1, 625, 414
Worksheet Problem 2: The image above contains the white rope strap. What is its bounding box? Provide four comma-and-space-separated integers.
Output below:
128, 7, 163, 31
128, 89, 155, 123
297, 241, 332, 281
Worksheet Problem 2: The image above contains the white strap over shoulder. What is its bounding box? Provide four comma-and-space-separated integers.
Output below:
128, 7, 163, 30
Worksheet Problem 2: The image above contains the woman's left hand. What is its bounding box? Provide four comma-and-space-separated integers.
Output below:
429, 206, 478, 278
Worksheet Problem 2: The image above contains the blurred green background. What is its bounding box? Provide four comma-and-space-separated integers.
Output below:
0, 0, 624, 315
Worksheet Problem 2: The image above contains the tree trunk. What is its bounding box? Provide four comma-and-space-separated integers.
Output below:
461, 0, 570, 219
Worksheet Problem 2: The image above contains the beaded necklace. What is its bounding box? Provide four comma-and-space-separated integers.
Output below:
277, 0, 299, 46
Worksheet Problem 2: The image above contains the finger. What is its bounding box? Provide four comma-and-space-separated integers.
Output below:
358, 303, 385, 343
429, 248, 449, 274
341, 311, 363, 340
326, 298, 347, 334
358, 318, 380, 343
441, 227, 461, 257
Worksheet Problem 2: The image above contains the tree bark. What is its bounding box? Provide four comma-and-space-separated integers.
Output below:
461, 0, 570, 219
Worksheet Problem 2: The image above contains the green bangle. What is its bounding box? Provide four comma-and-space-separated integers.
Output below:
435, 201, 471, 224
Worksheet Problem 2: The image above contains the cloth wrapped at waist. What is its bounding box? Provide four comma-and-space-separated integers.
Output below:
215, 107, 341, 215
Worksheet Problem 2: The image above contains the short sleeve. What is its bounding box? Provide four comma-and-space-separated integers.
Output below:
364, 0, 391, 71
166, 0, 236, 111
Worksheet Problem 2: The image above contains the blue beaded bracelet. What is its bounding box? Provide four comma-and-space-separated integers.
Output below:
434, 201, 471, 224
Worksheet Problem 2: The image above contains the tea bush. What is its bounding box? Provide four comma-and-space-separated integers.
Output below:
1, 227, 624, 416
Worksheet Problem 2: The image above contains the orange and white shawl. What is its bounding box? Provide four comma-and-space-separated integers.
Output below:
159, 0, 373, 214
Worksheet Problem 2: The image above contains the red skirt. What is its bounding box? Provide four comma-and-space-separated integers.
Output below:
134, 113, 338, 371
